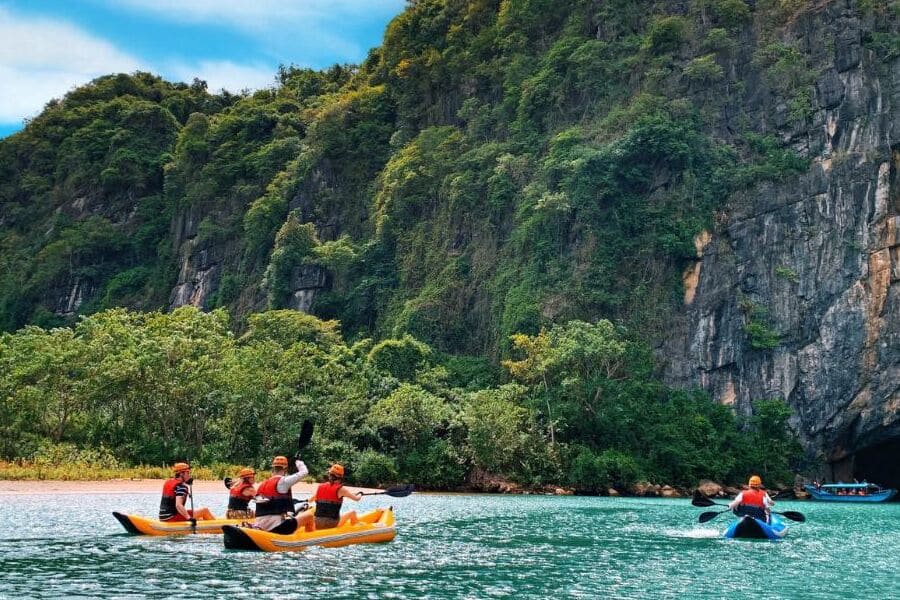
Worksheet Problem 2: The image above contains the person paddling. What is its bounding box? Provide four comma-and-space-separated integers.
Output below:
225, 467, 257, 520
159, 463, 215, 523
309, 463, 362, 530
728, 475, 774, 523
254, 456, 315, 532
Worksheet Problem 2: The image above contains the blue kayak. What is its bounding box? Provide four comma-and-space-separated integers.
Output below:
724, 513, 787, 540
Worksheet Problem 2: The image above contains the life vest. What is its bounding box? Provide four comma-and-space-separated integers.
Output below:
227, 481, 254, 511
255, 476, 294, 516
740, 488, 766, 508
159, 478, 184, 520
315, 481, 343, 520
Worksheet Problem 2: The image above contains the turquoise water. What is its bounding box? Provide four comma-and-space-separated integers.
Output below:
1, 492, 898, 599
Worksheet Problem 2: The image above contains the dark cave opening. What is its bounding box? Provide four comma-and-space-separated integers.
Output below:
852, 437, 900, 496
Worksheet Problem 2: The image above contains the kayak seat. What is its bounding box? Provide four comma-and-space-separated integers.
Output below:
270, 518, 299, 535
733, 504, 768, 522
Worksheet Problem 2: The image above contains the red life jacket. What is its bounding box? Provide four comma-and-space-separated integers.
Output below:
227, 481, 254, 511
741, 488, 766, 508
315, 481, 343, 520
255, 476, 294, 516
159, 477, 185, 520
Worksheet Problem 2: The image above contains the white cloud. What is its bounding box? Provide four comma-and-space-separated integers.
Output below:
0, 7, 142, 122
168, 60, 277, 94
111, 0, 405, 64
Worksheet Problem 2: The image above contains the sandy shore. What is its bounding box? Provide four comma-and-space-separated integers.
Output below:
0, 479, 382, 495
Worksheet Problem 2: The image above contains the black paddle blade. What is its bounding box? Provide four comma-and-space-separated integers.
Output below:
224, 477, 233, 489
691, 496, 717, 508
384, 484, 414, 498
698, 511, 723, 523
779, 511, 806, 523
297, 420, 314, 451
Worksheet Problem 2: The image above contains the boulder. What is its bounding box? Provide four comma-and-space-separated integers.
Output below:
696, 480, 723, 497
630, 481, 659, 496
607, 488, 620, 497
660, 485, 679, 498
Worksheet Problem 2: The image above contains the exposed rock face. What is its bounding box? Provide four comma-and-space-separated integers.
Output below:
662, 3, 900, 480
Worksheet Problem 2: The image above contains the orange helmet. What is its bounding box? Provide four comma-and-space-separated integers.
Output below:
238, 467, 255, 479
328, 464, 345, 478
272, 456, 289, 468
173, 462, 190, 474
748, 475, 762, 487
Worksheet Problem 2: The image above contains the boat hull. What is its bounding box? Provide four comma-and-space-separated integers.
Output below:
724, 515, 787, 540
223, 508, 396, 552
803, 486, 897, 502
113, 512, 244, 536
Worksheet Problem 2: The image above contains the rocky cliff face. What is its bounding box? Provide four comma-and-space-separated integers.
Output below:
662, 2, 899, 483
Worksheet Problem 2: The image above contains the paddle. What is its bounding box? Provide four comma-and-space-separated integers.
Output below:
187, 473, 197, 533
288, 419, 315, 475
358, 484, 415, 498
698, 509, 732, 523
692, 494, 806, 522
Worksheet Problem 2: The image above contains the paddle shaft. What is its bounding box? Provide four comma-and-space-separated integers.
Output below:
693, 496, 805, 522
188, 479, 196, 533
358, 485, 414, 498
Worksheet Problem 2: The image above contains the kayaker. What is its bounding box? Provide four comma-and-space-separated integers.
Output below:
159, 463, 215, 523
728, 475, 774, 522
309, 463, 362, 530
225, 467, 257, 520
254, 455, 315, 532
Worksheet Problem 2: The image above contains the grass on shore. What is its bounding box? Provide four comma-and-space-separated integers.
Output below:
0, 461, 261, 481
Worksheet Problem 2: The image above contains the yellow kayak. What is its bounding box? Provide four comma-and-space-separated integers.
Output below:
222, 507, 396, 552
112, 512, 244, 536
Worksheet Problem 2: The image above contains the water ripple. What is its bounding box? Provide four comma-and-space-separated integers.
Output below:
0, 493, 898, 598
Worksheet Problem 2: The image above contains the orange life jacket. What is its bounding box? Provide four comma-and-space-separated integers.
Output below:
255, 476, 294, 516
159, 477, 186, 520
227, 481, 254, 511
741, 488, 766, 508
315, 481, 343, 520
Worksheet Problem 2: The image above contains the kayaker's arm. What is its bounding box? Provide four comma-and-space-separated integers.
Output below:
275, 461, 309, 493
340, 487, 363, 502
727, 492, 743, 510
174, 494, 192, 519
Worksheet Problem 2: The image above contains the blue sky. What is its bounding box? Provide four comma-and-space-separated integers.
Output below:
0, 0, 407, 137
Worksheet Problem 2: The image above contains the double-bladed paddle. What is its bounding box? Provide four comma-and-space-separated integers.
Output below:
358, 484, 415, 498
692, 494, 806, 523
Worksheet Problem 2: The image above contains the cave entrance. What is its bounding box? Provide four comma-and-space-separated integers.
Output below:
852, 436, 900, 496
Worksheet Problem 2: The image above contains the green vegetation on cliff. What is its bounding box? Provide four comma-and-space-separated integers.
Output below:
0, 0, 825, 487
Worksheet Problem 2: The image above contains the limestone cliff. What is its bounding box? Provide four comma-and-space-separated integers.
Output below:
661, 2, 899, 482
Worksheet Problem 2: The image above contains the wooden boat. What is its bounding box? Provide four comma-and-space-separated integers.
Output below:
803, 482, 897, 502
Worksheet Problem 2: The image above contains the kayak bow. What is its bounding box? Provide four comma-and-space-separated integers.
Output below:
112, 512, 244, 536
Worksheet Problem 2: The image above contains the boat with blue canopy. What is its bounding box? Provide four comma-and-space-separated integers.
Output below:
803, 482, 897, 502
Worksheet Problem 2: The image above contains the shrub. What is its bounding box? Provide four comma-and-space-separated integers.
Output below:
353, 450, 399, 486
643, 16, 691, 54
683, 54, 725, 83
367, 335, 433, 380
711, 0, 752, 30
569, 447, 642, 493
